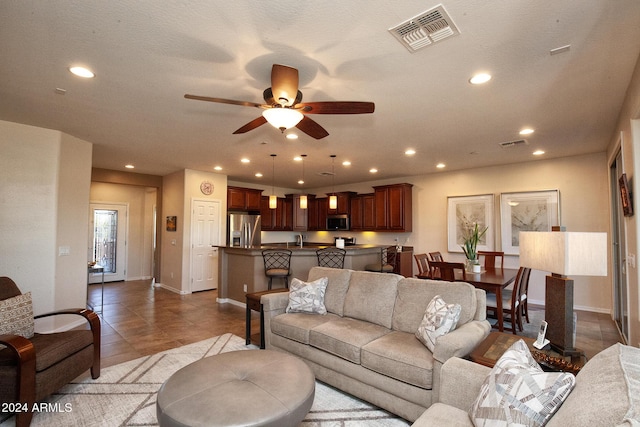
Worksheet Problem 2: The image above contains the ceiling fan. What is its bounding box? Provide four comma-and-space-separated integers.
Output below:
184, 64, 375, 139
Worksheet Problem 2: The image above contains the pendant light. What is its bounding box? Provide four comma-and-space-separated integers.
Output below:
269, 154, 277, 209
299, 154, 308, 209
329, 154, 337, 210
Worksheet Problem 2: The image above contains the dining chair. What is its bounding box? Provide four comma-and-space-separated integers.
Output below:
414, 253, 430, 278
485, 267, 530, 333
428, 251, 444, 262
365, 246, 397, 273
262, 249, 292, 290
478, 251, 504, 270
427, 261, 466, 281
316, 247, 346, 269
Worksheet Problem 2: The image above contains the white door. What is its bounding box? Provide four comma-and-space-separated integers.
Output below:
89, 203, 128, 283
191, 199, 221, 292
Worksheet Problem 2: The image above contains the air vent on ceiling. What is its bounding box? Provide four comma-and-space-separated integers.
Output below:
499, 139, 529, 148
388, 4, 460, 52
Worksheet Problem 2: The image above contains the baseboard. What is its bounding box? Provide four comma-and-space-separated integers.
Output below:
217, 297, 246, 308
154, 283, 189, 295
35, 317, 87, 334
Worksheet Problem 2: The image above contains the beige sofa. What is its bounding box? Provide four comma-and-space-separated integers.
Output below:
261, 267, 491, 422
412, 342, 640, 426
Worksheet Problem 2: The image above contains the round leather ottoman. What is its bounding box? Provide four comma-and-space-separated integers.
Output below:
156, 350, 315, 427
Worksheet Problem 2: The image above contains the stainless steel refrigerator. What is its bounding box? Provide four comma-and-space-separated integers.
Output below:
228, 213, 261, 247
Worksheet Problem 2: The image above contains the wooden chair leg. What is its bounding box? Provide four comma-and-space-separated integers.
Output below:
268, 277, 272, 290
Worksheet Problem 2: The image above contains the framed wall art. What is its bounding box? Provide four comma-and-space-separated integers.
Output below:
166, 216, 177, 232
500, 190, 560, 255
619, 173, 633, 217
447, 194, 495, 253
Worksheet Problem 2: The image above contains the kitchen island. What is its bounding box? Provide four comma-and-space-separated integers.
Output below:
218, 244, 384, 304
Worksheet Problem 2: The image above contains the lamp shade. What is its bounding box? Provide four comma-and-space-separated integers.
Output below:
519, 231, 607, 276
262, 108, 304, 130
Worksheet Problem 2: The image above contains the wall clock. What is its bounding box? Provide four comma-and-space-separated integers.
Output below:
200, 180, 213, 195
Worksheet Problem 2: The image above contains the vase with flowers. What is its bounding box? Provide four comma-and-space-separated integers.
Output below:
461, 222, 488, 273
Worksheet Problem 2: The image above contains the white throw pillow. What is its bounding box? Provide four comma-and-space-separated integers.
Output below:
470, 339, 576, 427
0, 292, 35, 349
415, 295, 461, 352
286, 277, 329, 314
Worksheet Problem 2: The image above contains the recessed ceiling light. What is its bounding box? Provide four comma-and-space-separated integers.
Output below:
298, 179, 304, 185
241, 158, 250, 163
69, 66, 95, 78
293, 156, 302, 161
286, 133, 298, 140
533, 150, 545, 156
436, 163, 446, 169
405, 149, 416, 156
125, 164, 134, 169
469, 73, 491, 85
369, 168, 378, 173
520, 128, 535, 135
342, 161, 351, 166
255, 172, 263, 177
214, 166, 222, 171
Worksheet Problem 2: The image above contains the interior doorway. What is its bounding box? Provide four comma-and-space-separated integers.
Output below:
610, 147, 629, 343
89, 203, 128, 283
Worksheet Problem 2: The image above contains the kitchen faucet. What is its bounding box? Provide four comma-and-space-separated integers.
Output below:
297, 233, 304, 248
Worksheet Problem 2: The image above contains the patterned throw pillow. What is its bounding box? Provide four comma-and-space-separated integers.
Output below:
415, 295, 461, 352
0, 292, 35, 349
286, 277, 329, 315
470, 339, 576, 427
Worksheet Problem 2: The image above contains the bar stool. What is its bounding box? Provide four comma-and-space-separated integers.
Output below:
316, 247, 346, 269
262, 249, 292, 290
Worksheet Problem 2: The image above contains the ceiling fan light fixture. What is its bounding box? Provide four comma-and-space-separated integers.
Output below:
262, 108, 304, 132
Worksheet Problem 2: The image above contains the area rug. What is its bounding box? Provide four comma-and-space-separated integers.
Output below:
1, 333, 409, 427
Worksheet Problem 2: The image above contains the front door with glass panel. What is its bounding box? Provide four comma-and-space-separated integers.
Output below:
89, 203, 127, 283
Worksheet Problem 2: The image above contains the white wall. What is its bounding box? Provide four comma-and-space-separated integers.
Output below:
0, 120, 92, 329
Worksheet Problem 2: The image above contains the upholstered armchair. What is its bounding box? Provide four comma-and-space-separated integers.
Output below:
0, 277, 100, 427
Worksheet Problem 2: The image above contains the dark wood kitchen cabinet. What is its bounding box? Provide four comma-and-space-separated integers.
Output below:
260, 196, 293, 231
374, 183, 413, 232
227, 186, 263, 211
288, 194, 309, 231
327, 191, 357, 215
350, 193, 376, 231
308, 197, 328, 231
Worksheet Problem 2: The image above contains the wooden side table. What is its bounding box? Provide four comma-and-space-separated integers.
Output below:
245, 289, 288, 349
470, 332, 585, 374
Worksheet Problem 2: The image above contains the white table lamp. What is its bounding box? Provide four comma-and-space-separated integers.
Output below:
519, 228, 607, 356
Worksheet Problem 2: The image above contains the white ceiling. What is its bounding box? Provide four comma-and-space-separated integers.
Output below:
1, 1, 640, 189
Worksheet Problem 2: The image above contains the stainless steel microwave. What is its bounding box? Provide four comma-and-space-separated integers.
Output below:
327, 214, 350, 231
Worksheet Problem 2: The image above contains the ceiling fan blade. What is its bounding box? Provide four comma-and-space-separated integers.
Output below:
271, 64, 299, 107
232, 116, 268, 134
296, 116, 329, 139
297, 101, 375, 114
184, 94, 265, 108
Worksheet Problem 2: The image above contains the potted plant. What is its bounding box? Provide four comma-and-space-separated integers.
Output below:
461, 222, 488, 272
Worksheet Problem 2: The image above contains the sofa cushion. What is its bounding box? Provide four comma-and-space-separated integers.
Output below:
309, 317, 390, 364
0, 292, 35, 347
415, 295, 461, 352
470, 339, 575, 427
271, 312, 339, 345
547, 343, 639, 427
362, 331, 435, 389
286, 277, 329, 314
393, 278, 477, 333
307, 267, 352, 316
412, 403, 474, 427
343, 271, 401, 329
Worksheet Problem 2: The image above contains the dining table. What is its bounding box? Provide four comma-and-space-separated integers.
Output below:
452, 267, 519, 332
